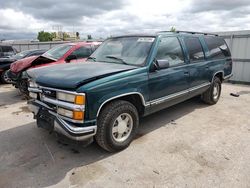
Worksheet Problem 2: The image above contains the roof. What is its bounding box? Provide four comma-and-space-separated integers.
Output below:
111, 30, 219, 39
63, 41, 102, 46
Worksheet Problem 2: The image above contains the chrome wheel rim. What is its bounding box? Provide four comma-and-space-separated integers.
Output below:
213, 83, 220, 100
112, 113, 133, 143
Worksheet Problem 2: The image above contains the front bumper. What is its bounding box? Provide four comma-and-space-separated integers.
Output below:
28, 100, 97, 141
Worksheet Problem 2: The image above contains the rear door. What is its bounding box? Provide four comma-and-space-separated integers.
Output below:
182, 36, 211, 88
148, 36, 190, 107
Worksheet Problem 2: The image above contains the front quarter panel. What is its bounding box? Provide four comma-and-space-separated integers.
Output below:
77, 67, 149, 121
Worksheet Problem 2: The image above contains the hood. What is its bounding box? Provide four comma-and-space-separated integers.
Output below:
10, 56, 38, 73
27, 62, 137, 90
10, 55, 55, 73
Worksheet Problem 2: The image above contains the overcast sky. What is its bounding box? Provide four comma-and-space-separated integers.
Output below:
0, 0, 250, 40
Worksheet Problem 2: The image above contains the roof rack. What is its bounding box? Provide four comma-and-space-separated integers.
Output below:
158, 30, 218, 36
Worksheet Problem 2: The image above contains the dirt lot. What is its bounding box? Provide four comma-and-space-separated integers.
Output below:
0, 83, 250, 188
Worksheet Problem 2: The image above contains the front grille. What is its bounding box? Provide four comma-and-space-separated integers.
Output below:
42, 89, 56, 99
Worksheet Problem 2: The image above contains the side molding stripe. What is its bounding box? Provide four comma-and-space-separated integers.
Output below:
96, 82, 211, 117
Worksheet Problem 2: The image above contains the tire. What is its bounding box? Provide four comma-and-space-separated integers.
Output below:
201, 77, 221, 105
95, 100, 139, 152
1, 70, 12, 84
17, 79, 30, 98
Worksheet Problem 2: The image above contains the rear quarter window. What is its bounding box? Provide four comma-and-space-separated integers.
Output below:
204, 36, 230, 59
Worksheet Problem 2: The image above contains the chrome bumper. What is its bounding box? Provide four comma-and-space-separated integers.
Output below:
28, 100, 97, 141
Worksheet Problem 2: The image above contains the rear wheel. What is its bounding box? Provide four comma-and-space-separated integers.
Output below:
201, 77, 221, 105
95, 100, 139, 152
1, 70, 12, 84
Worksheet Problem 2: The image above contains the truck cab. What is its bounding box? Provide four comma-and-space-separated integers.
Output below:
27, 31, 232, 152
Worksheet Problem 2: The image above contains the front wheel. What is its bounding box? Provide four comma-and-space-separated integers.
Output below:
95, 100, 139, 152
201, 77, 221, 105
17, 79, 30, 98
1, 70, 12, 84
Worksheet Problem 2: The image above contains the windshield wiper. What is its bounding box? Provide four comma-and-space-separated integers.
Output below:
87, 56, 96, 61
105, 55, 130, 65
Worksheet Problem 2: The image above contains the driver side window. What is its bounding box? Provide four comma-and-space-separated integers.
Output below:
155, 37, 184, 67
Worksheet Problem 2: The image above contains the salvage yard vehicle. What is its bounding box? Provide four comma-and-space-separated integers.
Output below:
27, 31, 232, 152
0, 45, 17, 58
8, 42, 101, 95
0, 49, 47, 83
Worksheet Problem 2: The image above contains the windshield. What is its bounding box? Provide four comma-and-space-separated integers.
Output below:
43, 44, 72, 60
12, 50, 31, 60
89, 37, 155, 66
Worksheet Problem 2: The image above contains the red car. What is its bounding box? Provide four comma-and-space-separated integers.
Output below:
8, 41, 101, 95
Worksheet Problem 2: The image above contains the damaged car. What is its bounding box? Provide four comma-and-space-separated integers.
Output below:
8, 42, 101, 95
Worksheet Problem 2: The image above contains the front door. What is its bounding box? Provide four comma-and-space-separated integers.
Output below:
148, 36, 190, 111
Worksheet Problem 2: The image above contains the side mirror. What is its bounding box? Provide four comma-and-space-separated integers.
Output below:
156, 59, 170, 69
66, 54, 77, 62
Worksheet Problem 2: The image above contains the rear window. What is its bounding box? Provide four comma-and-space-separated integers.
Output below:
184, 37, 205, 62
204, 36, 230, 59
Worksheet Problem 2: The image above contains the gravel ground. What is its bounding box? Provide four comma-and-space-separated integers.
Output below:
0, 83, 250, 188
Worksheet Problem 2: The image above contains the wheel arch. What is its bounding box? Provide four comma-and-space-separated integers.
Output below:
212, 71, 224, 82
96, 92, 147, 118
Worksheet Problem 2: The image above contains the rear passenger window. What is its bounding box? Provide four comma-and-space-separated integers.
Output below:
155, 37, 184, 67
204, 36, 230, 59
184, 37, 204, 62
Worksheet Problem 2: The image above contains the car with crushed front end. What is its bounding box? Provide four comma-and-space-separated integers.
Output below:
27, 31, 233, 152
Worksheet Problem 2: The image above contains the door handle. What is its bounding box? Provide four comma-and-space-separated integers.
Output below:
184, 71, 189, 75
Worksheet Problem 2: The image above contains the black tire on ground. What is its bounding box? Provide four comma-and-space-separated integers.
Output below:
95, 100, 139, 152
201, 76, 222, 105
1, 70, 12, 84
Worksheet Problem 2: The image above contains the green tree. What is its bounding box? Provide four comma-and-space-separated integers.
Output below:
87, 35, 92, 40
51, 32, 57, 39
76, 32, 80, 39
170, 26, 176, 32
37, 31, 53, 42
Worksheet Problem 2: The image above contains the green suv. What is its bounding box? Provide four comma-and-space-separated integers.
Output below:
27, 31, 232, 152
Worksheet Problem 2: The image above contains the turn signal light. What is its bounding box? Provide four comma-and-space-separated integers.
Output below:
75, 95, 85, 105
73, 111, 84, 120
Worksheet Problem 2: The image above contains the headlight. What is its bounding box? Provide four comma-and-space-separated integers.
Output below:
57, 107, 73, 118
57, 107, 84, 121
29, 80, 38, 88
56, 92, 85, 105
